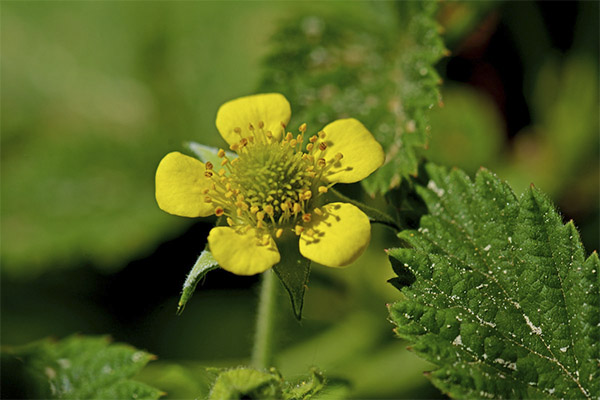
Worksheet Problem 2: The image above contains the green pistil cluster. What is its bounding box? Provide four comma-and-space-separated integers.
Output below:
202, 122, 342, 238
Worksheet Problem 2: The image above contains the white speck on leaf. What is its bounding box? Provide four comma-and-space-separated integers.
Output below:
524, 314, 542, 335
427, 180, 445, 197
483, 244, 491, 251
452, 335, 462, 346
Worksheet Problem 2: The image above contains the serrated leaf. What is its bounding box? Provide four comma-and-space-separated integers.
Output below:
177, 249, 220, 315
273, 233, 311, 320
388, 163, 599, 399
1, 335, 162, 399
208, 366, 327, 400
260, 2, 445, 195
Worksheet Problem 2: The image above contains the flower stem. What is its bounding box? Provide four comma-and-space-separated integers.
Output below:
252, 269, 278, 370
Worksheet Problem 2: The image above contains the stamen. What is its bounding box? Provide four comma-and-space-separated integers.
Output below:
302, 213, 312, 223
234, 127, 242, 134
218, 149, 226, 158
258, 121, 265, 129
294, 225, 304, 235
205, 161, 214, 170
215, 207, 224, 217
318, 142, 327, 151
299, 123, 307, 133
318, 186, 328, 193
275, 228, 284, 238
227, 217, 235, 226
204, 171, 214, 177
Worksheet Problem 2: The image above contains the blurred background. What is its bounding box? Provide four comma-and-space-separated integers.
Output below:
1, 1, 598, 398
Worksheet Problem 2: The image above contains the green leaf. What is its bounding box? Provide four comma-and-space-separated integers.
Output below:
1, 335, 162, 399
388, 163, 599, 399
186, 142, 236, 167
177, 249, 220, 315
208, 367, 327, 400
273, 232, 311, 320
260, 2, 445, 195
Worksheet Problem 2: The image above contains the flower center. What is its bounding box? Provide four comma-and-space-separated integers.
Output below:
203, 122, 342, 238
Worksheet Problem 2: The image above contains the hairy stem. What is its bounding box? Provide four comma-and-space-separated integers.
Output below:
252, 269, 278, 369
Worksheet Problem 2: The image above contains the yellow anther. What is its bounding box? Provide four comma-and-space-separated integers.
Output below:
302, 213, 312, 223
236, 208, 243, 217
297, 134, 303, 142
314, 207, 323, 216
217, 149, 226, 158
294, 225, 304, 235
257, 220, 264, 229
262, 237, 270, 246
204, 196, 212, 203
280, 202, 289, 212
202, 188, 210, 194
317, 158, 326, 167
234, 127, 242, 134
237, 194, 245, 201
266, 131, 273, 139
285, 132, 293, 141
264, 205, 274, 216
230, 143, 239, 151
256, 211, 265, 221
221, 158, 228, 166
227, 217, 235, 226
240, 138, 248, 147
306, 143, 314, 151
309, 135, 318, 143
251, 206, 260, 214
219, 169, 226, 176
318, 186, 328, 193
231, 158, 239, 165
290, 139, 297, 147
205, 161, 214, 170
293, 203, 302, 214
334, 152, 343, 161
215, 207, 224, 217
276, 228, 284, 238
248, 123, 254, 131
318, 131, 326, 139
299, 123, 307, 133
302, 190, 312, 200
319, 142, 327, 151
226, 183, 232, 191
258, 120, 265, 129
306, 228, 315, 236
225, 191, 234, 198
204, 171, 214, 177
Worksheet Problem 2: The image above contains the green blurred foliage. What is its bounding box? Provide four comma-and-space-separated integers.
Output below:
1, 1, 598, 399
1, 1, 282, 277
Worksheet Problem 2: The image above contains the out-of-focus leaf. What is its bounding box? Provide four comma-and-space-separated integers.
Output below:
0, 2, 280, 277
1, 335, 162, 399
260, 2, 445, 195
177, 249, 220, 315
500, 56, 599, 197
389, 163, 599, 398
427, 85, 504, 174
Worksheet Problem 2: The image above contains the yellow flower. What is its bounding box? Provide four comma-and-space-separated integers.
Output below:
155, 93, 384, 275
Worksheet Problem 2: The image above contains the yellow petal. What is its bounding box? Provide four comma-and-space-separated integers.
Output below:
208, 227, 280, 275
319, 118, 384, 184
299, 202, 370, 267
155, 151, 214, 217
215, 93, 291, 145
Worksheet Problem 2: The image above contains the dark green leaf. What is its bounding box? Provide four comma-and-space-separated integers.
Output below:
273, 233, 311, 320
388, 163, 599, 399
177, 249, 220, 315
1, 335, 162, 399
260, 2, 445, 195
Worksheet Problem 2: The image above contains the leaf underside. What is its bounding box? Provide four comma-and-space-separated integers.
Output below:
177, 249, 220, 315
388, 163, 599, 399
273, 233, 311, 320
260, 2, 445, 195
1, 336, 162, 399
